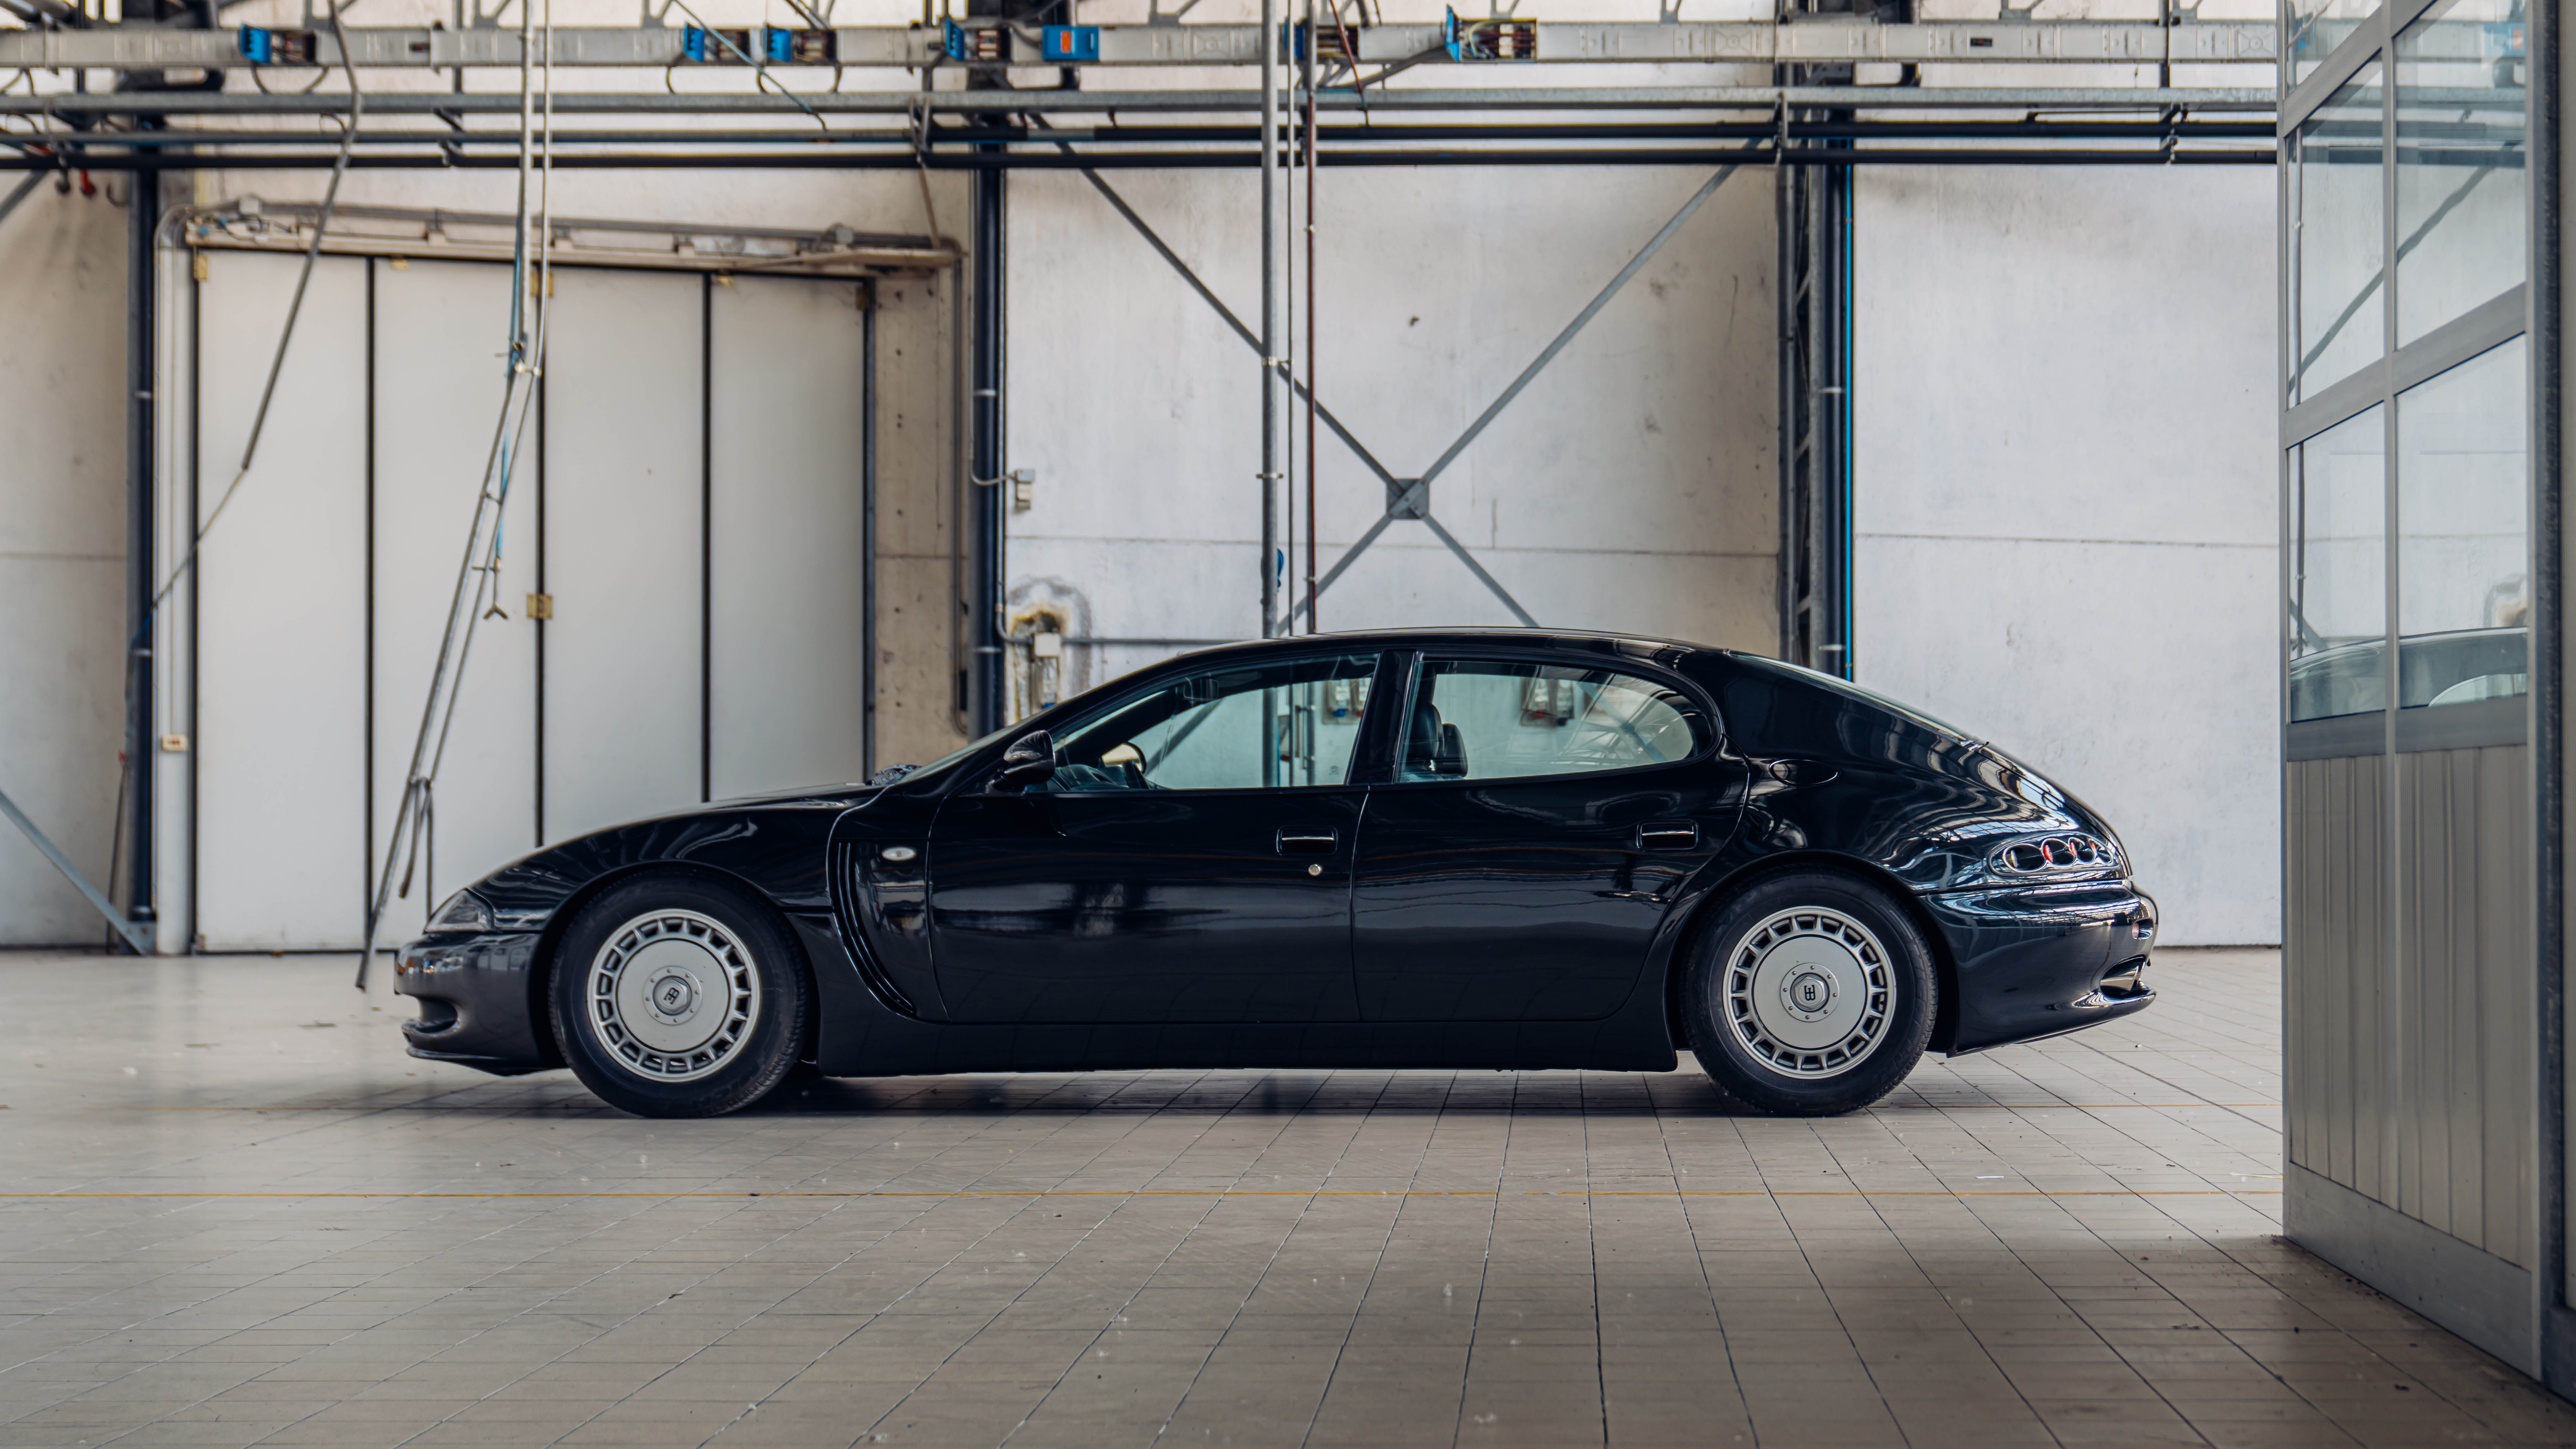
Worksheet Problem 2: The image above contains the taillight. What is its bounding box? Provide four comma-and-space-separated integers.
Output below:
1991, 833, 2118, 877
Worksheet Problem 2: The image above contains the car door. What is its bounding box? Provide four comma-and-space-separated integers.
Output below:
1351, 652, 1742, 1022
926, 650, 1390, 1024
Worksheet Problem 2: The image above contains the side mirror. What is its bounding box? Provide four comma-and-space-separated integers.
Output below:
991, 729, 1058, 792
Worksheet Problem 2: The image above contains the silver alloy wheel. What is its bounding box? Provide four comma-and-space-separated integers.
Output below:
1722, 906, 1894, 1079
583, 908, 762, 1084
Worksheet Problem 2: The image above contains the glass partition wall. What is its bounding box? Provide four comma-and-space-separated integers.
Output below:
2279, 0, 2560, 1388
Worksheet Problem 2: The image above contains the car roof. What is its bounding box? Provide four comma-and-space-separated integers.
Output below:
1157, 626, 1736, 662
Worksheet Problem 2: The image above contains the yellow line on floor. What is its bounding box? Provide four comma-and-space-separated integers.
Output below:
0, 1188, 2283, 1200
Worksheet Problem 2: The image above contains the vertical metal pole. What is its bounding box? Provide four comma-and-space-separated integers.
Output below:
1827, 156, 1853, 679
1775, 138, 1797, 664
971, 164, 1006, 735
1303, 0, 1318, 636
1259, 0, 1281, 641
125, 167, 156, 942
2527, 0, 2563, 1378
861, 291, 877, 776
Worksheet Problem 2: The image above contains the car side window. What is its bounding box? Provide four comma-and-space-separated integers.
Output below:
1045, 653, 1379, 792
1400, 658, 1707, 783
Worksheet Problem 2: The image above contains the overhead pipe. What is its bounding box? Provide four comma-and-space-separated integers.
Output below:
17, 118, 2279, 148
25, 117, 2277, 151
7, 85, 2279, 117
7, 147, 2277, 171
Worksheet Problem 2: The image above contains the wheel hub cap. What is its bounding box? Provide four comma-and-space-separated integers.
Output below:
1723, 907, 1894, 1079
585, 910, 761, 1083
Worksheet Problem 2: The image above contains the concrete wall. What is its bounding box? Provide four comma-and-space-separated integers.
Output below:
1003, 163, 1781, 694
0, 185, 130, 946
1853, 164, 2281, 947
2, 0, 2279, 948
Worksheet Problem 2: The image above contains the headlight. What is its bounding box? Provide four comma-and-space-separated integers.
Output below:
426, 889, 494, 935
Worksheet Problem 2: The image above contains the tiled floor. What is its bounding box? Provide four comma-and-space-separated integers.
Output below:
1, 948, 2570, 1448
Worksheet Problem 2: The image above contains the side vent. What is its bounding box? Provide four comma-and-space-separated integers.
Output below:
2098, 956, 2149, 1001
828, 841, 919, 1015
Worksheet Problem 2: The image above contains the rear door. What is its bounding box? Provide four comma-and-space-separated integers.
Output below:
1351, 653, 1740, 1021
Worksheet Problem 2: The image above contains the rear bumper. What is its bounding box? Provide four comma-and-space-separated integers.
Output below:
1921, 880, 2157, 1054
393, 931, 557, 1075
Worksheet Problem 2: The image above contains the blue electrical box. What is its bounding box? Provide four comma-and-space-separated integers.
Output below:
1040, 24, 1099, 62
942, 17, 1008, 61
764, 26, 793, 62
237, 25, 313, 63
682, 24, 714, 61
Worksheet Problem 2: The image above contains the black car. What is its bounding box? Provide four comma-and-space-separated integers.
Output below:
395, 629, 2157, 1118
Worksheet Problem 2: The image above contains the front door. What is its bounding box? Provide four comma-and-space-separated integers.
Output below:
1352, 654, 1741, 1021
928, 651, 1388, 1024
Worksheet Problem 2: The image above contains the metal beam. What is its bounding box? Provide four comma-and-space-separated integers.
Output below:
0, 168, 45, 227
0, 85, 2277, 118
1417, 160, 1741, 490
1071, 161, 1538, 624
1288, 162, 1743, 625
0, 19, 2275, 70
23, 119, 2279, 146
0, 783, 154, 954
0, 147, 2281, 171
1069, 163, 1404, 489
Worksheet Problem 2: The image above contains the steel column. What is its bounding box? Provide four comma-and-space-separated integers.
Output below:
125, 169, 156, 941
970, 162, 1006, 735
1776, 132, 1851, 677
1258, 0, 1281, 638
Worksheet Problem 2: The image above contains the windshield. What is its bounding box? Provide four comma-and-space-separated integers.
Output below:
880, 724, 1017, 786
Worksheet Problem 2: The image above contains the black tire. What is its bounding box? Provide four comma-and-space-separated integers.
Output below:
547, 873, 810, 1118
1680, 870, 1936, 1116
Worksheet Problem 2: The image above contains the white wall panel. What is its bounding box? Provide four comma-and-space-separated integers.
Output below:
0, 187, 129, 945
541, 270, 705, 841
709, 276, 871, 797
194, 251, 370, 950
1002, 164, 1778, 651
371, 260, 540, 937
1854, 164, 2280, 947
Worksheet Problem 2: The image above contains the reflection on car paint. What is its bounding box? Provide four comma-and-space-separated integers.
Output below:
395, 629, 2155, 1080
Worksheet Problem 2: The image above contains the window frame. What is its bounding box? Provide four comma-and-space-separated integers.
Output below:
1021, 647, 1406, 796
2279, 0, 2535, 763
1374, 648, 1725, 790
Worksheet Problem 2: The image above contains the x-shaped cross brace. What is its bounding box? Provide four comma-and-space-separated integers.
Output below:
1068, 155, 1750, 634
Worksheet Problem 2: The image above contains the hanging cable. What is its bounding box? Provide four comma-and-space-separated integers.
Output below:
358, 0, 557, 989
137, 0, 363, 623
64, 0, 365, 954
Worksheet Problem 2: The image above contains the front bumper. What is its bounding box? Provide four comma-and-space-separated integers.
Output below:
393, 931, 557, 1075
1921, 879, 2157, 1054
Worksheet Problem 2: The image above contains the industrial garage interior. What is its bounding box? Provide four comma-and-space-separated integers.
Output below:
3, 0, 2570, 1442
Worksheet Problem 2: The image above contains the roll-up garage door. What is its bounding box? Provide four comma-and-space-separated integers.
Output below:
191, 257, 872, 951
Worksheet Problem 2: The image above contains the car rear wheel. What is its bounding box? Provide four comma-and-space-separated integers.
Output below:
548, 873, 809, 1118
1682, 871, 1935, 1116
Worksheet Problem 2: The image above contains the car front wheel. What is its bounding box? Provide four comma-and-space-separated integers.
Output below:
548, 873, 809, 1118
1682, 870, 1935, 1116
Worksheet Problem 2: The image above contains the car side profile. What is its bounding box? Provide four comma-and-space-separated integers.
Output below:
395, 629, 2157, 1118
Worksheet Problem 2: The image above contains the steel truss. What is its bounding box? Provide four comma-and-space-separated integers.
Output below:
2, 17, 2273, 73
1, 2, 2281, 939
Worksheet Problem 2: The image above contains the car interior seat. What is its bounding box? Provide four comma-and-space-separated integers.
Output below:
1405, 700, 1470, 779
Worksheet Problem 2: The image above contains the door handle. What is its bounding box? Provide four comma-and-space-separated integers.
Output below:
1637, 822, 1699, 850
1276, 830, 1340, 855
